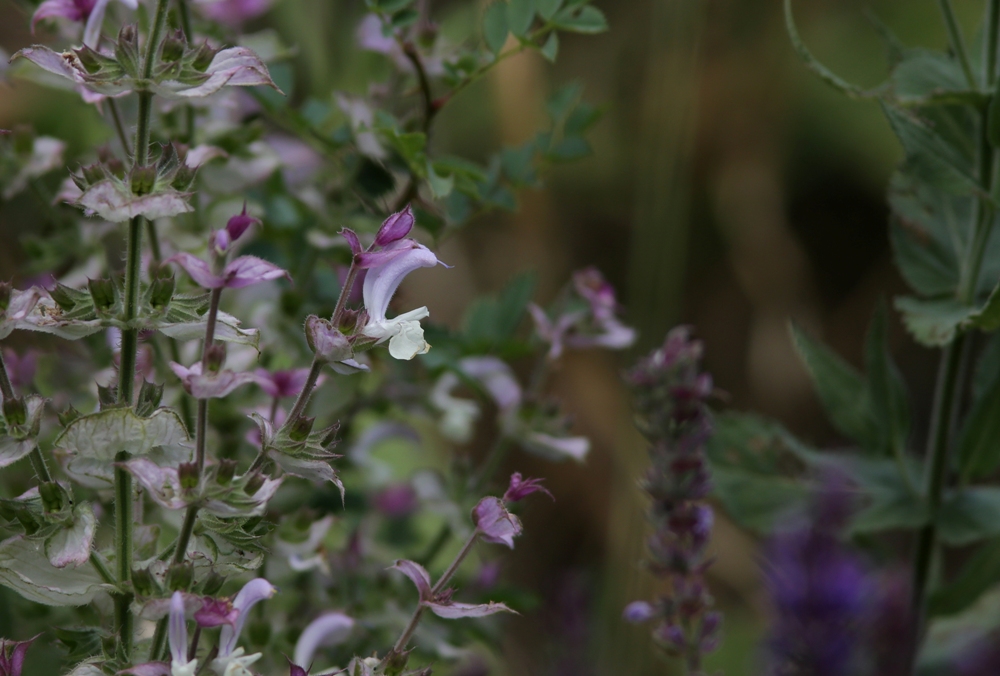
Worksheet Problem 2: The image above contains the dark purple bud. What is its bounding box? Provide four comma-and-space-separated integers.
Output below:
341, 228, 363, 257
503, 472, 554, 503
191, 42, 218, 71
288, 415, 315, 442
655, 623, 687, 652
287, 659, 308, 676
204, 343, 226, 373
216, 459, 237, 486
178, 462, 199, 490
226, 202, 259, 243
0, 634, 38, 676
161, 30, 185, 63
194, 597, 239, 628
623, 600, 656, 624
374, 205, 414, 247
243, 472, 266, 496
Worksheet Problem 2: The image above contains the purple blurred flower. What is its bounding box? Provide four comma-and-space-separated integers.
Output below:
623, 600, 656, 624
764, 478, 872, 676
2, 350, 36, 391
32, 0, 139, 48
0, 635, 36, 676
254, 368, 311, 399
167, 252, 289, 290
503, 472, 553, 503
196, 0, 273, 25
170, 362, 257, 399
373, 482, 419, 518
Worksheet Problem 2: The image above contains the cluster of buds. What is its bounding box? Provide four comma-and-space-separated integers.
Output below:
623, 328, 720, 668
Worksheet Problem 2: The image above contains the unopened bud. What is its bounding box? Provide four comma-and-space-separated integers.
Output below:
243, 472, 266, 496
338, 308, 361, 333
97, 384, 117, 409
58, 405, 81, 427
74, 46, 103, 74
166, 561, 194, 591
49, 284, 77, 311
226, 202, 258, 242
117, 24, 137, 48
160, 30, 185, 63
288, 415, 315, 442
374, 205, 414, 247
149, 275, 175, 309
200, 570, 226, 596
136, 380, 163, 416
216, 459, 237, 486
192, 42, 217, 71
2, 397, 27, 427
130, 165, 156, 196
320, 422, 340, 449
81, 162, 105, 186
88, 277, 117, 312
39, 482, 67, 513
131, 566, 159, 596
305, 316, 352, 362
178, 462, 199, 491
204, 343, 226, 372
171, 163, 196, 191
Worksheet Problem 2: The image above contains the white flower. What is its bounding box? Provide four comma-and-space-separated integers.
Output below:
210, 647, 261, 676
360, 240, 446, 360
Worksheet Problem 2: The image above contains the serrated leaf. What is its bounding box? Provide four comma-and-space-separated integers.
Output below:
882, 104, 981, 196
45, 504, 96, 569
483, 2, 510, 55
540, 32, 559, 62
507, 0, 535, 37
0, 535, 110, 606
54, 407, 189, 461
790, 323, 879, 450
894, 296, 974, 347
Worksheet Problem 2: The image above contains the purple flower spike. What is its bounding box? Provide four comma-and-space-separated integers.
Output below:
374, 205, 414, 247
0, 635, 38, 676
373, 482, 419, 518
195, 597, 239, 628
503, 473, 554, 503
473, 497, 523, 549
226, 201, 258, 243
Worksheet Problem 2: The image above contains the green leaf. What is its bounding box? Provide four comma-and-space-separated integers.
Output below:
551, 5, 608, 33
989, 75, 1000, 147
426, 161, 455, 198
882, 104, 981, 196
938, 487, 1000, 546
547, 82, 583, 121
0, 536, 110, 606
958, 372, 1000, 481
967, 280, 1000, 331
930, 538, 1000, 616
839, 456, 927, 534
54, 407, 189, 461
507, 0, 536, 37
888, 49, 985, 107
888, 172, 963, 297
44, 504, 96, 569
546, 135, 591, 161
537, 0, 563, 20
375, 0, 414, 11
864, 301, 911, 458
483, 2, 510, 55
390, 8, 419, 29
540, 32, 559, 62
790, 323, 879, 450
705, 413, 812, 533
894, 296, 974, 347
461, 272, 537, 347
495, 271, 537, 338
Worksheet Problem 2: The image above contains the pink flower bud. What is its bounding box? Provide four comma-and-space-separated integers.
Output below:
472, 497, 522, 549
226, 201, 259, 242
374, 205, 414, 247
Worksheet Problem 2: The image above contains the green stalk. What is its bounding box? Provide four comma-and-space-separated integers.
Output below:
113, 0, 171, 661
985, 0, 1000, 87
938, 0, 978, 88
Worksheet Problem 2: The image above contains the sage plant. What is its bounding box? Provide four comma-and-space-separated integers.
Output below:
0, 0, 628, 673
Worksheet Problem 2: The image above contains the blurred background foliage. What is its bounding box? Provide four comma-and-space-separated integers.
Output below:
0, 0, 980, 673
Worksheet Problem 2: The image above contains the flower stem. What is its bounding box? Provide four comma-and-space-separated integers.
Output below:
937, 0, 977, 89
986, 0, 1000, 87
391, 531, 480, 655
282, 263, 361, 429
108, 99, 132, 157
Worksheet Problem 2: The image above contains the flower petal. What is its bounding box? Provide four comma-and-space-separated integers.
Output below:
425, 600, 516, 619
293, 612, 355, 670
390, 559, 432, 600
219, 579, 277, 657
165, 253, 221, 289
222, 255, 290, 289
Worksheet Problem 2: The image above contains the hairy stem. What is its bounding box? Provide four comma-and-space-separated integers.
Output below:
108, 99, 132, 157
172, 505, 198, 565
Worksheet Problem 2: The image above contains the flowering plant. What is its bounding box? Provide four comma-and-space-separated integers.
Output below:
0, 0, 631, 673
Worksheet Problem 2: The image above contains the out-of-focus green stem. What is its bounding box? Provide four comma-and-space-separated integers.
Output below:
937, 0, 977, 88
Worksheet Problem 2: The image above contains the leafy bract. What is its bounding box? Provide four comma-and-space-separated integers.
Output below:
0, 535, 110, 606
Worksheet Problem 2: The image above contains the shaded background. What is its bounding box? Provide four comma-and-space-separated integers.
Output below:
0, 0, 982, 673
